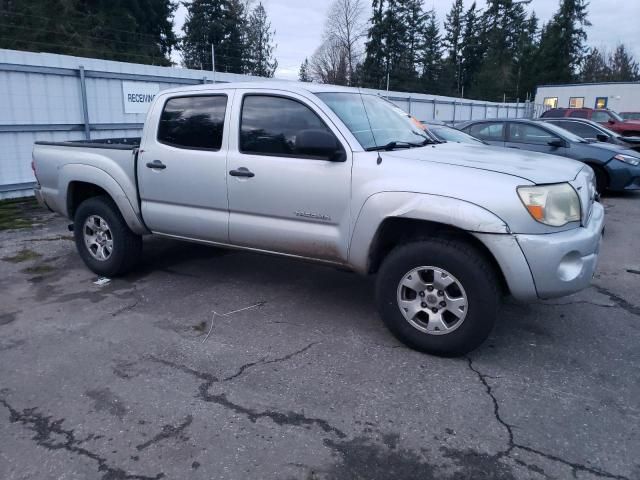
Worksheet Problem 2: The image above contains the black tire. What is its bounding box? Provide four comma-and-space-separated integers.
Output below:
592, 165, 608, 194
375, 239, 500, 357
74, 195, 142, 277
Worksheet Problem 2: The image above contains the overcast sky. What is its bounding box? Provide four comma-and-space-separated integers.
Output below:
173, 0, 640, 80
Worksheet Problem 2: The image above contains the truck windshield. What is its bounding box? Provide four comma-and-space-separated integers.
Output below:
316, 92, 432, 150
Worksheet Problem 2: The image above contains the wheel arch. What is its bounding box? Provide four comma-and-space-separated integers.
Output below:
60, 164, 148, 235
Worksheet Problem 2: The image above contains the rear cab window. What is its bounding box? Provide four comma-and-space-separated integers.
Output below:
157, 95, 227, 150
568, 110, 589, 119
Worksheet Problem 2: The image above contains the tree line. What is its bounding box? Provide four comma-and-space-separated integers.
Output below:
0, 0, 277, 77
2, 0, 638, 101
302, 0, 640, 102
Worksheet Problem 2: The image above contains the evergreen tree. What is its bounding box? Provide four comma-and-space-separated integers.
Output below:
514, 11, 539, 101
360, 0, 387, 88
182, 0, 247, 73
396, 0, 425, 91
299, 58, 312, 82
459, 2, 483, 97
440, 0, 465, 96
419, 8, 442, 94
536, 0, 590, 84
0, 0, 177, 65
581, 48, 610, 82
608, 44, 640, 82
244, 2, 277, 77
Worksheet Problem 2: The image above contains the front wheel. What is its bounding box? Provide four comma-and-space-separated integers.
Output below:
375, 239, 500, 357
74, 195, 142, 277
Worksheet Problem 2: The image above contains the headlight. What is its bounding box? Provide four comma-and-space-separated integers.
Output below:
517, 183, 581, 227
613, 154, 640, 166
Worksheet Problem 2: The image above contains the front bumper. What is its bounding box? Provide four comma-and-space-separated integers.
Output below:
516, 201, 605, 299
606, 160, 640, 191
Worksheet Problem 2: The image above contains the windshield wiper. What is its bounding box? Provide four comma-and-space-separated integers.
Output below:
365, 139, 433, 151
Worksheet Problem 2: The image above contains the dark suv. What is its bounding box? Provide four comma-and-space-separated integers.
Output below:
540, 108, 640, 137
457, 118, 640, 193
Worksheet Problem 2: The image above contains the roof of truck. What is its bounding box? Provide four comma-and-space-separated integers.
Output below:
159, 81, 364, 97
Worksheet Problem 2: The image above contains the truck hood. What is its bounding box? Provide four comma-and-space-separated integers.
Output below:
383, 142, 583, 184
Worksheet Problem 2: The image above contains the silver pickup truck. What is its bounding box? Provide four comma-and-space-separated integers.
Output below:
32, 81, 604, 356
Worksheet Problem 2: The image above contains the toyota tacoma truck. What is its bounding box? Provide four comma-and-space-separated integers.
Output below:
32, 82, 605, 356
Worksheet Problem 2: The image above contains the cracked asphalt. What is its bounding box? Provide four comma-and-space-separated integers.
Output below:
0, 193, 639, 480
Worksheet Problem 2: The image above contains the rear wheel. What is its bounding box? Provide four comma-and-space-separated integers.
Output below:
375, 239, 500, 357
74, 196, 142, 277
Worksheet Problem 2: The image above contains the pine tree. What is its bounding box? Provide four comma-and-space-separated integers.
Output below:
299, 58, 312, 82
419, 8, 442, 94
608, 44, 640, 82
581, 48, 610, 82
244, 2, 277, 77
536, 0, 590, 84
440, 0, 465, 96
182, 0, 248, 74
459, 2, 483, 97
0, 0, 177, 65
361, 0, 387, 88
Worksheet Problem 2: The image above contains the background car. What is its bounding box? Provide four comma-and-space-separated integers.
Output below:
420, 121, 487, 145
457, 118, 640, 193
541, 117, 640, 153
540, 108, 640, 137
621, 112, 640, 121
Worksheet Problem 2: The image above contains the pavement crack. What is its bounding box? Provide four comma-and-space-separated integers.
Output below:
136, 415, 193, 451
592, 285, 640, 317
0, 397, 164, 480
466, 358, 630, 480
221, 342, 319, 382
150, 342, 346, 438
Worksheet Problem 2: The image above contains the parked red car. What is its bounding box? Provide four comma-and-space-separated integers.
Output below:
541, 108, 640, 137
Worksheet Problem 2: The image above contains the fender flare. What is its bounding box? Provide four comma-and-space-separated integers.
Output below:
348, 191, 509, 273
58, 164, 148, 235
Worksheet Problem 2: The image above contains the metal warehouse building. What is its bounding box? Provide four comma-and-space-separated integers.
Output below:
535, 82, 640, 113
1, 48, 532, 199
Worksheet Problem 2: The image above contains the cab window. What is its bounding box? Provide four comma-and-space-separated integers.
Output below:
157, 95, 227, 150
240, 95, 337, 159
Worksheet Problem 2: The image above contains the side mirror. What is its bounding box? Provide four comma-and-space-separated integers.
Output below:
295, 129, 345, 161
548, 139, 566, 148
596, 134, 609, 142
607, 119, 615, 124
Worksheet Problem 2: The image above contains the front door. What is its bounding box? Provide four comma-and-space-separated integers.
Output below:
226, 91, 352, 262
138, 91, 232, 242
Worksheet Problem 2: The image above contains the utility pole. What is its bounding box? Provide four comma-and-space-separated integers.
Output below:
211, 44, 216, 84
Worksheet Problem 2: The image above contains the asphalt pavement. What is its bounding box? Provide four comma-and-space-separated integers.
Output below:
0, 193, 639, 480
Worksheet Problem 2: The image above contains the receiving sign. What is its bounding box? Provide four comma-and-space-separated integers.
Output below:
122, 81, 160, 114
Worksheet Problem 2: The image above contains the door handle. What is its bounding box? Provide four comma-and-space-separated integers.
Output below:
146, 160, 166, 170
508, 146, 520, 149
229, 167, 255, 178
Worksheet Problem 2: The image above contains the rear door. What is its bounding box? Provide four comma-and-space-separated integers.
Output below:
225, 90, 352, 262
466, 122, 506, 146
138, 90, 233, 241
505, 122, 569, 156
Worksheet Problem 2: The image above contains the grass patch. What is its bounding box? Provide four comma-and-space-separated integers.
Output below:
21, 264, 55, 275
0, 197, 41, 231
2, 248, 42, 263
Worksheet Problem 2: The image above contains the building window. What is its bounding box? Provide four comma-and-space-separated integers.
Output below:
595, 97, 608, 109
543, 97, 558, 109
569, 97, 584, 108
